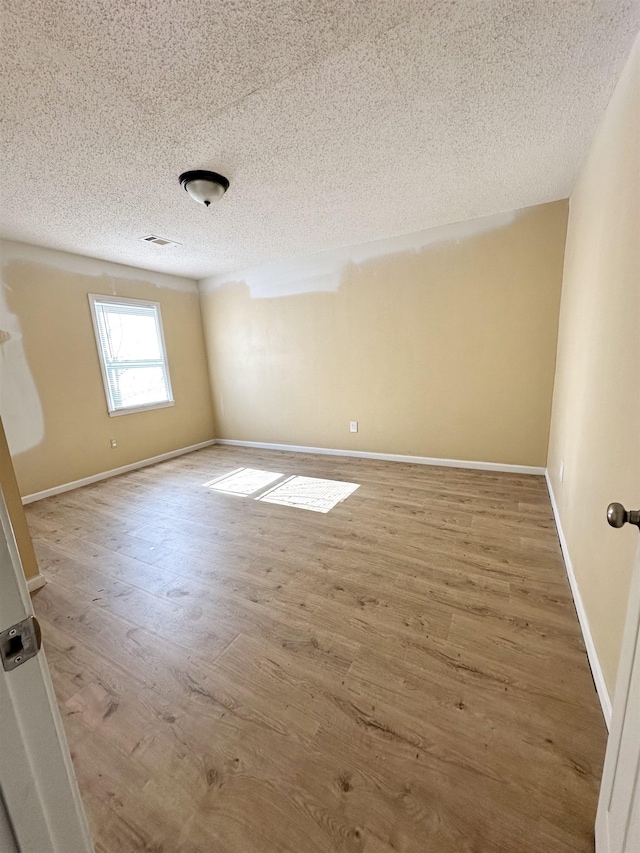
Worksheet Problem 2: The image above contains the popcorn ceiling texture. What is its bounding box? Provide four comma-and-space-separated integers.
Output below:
0, 0, 638, 279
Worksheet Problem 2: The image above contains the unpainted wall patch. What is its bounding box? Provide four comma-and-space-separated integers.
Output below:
199, 209, 516, 299
0, 241, 197, 293
0, 277, 44, 455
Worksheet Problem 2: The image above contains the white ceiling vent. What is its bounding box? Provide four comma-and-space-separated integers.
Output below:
140, 235, 181, 248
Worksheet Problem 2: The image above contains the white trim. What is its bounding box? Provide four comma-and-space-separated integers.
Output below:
108, 400, 175, 417
26, 573, 46, 594
21, 439, 216, 504
545, 471, 612, 728
214, 439, 545, 476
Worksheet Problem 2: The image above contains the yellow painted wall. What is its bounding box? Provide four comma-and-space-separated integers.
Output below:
0, 416, 39, 580
547, 36, 640, 696
0, 242, 215, 497
200, 201, 568, 468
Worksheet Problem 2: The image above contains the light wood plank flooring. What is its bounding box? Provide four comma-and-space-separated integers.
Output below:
28, 446, 607, 852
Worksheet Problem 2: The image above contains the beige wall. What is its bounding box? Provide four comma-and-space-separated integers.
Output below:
547, 36, 640, 697
200, 201, 568, 468
0, 242, 215, 497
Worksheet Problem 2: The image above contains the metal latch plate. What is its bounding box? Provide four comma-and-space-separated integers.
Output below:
0, 616, 42, 671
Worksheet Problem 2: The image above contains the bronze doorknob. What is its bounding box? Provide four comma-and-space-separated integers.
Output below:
607, 502, 640, 529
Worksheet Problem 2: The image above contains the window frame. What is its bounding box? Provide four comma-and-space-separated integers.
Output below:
88, 293, 174, 417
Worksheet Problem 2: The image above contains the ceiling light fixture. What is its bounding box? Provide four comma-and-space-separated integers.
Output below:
179, 170, 229, 207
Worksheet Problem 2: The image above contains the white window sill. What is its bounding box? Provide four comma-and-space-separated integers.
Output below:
108, 400, 175, 417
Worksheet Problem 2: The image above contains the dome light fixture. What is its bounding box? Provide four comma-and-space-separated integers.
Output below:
179, 170, 229, 207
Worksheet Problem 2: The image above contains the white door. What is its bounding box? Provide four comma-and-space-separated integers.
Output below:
0, 486, 93, 852
596, 508, 640, 853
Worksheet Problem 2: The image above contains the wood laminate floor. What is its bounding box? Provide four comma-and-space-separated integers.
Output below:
28, 446, 607, 853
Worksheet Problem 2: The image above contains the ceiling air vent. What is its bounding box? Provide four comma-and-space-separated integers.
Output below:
140, 235, 181, 247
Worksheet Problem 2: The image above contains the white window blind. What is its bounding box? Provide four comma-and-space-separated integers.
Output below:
89, 295, 173, 415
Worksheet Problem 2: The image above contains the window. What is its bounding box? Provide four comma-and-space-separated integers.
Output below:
88, 294, 173, 416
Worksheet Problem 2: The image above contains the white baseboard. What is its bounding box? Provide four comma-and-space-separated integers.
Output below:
21, 439, 217, 504
27, 573, 46, 594
215, 439, 545, 476
545, 471, 612, 728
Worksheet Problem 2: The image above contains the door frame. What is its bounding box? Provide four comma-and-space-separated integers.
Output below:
596, 536, 640, 851
0, 485, 93, 852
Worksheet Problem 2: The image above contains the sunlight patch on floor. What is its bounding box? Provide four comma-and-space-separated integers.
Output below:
257, 475, 360, 513
203, 467, 284, 496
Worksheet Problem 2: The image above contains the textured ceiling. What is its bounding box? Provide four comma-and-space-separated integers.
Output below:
1, 1, 638, 280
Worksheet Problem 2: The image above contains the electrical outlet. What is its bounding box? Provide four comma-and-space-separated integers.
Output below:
559, 460, 564, 482
350, 421, 358, 433
110, 439, 118, 449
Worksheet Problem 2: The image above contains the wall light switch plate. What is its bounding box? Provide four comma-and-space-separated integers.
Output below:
110, 439, 118, 449
350, 421, 358, 433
